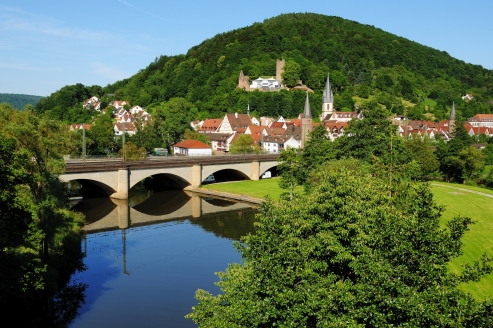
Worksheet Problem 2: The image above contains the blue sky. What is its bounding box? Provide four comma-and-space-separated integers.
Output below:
1, 0, 492, 96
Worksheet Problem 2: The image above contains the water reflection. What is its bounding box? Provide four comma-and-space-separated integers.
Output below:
70, 191, 258, 328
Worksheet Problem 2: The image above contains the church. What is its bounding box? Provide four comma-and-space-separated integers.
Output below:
300, 74, 361, 146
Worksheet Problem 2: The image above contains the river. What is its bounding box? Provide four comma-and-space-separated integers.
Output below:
69, 190, 258, 327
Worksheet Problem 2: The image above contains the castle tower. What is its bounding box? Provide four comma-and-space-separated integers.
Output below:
301, 92, 313, 149
321, 73, 334, 121
276, 59, 285, 86
448, 101, 456, 135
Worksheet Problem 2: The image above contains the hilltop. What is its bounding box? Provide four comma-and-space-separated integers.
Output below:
36, 13, 493, 122
0, 93, 43, 110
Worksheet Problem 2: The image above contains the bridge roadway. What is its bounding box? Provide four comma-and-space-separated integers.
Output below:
61, 154, 279, 200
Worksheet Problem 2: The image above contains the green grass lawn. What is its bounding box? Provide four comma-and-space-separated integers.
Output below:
202, 179, 493, 299
201, 177, 286, 200
431, 182, 493, 300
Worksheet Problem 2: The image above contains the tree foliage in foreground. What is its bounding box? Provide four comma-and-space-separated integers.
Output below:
187, 160, 493, 327
0, 103, 86, 325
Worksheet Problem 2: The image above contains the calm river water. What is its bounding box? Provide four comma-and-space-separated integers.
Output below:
69, 190, 257, 327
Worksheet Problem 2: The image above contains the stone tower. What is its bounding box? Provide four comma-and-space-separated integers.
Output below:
301, 92, 313, 149
448, 101, 456, 135
321, 73, 334, 121
276, 59, 285, 86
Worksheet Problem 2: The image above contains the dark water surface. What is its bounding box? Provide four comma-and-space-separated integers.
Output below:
70, 191, 257, 327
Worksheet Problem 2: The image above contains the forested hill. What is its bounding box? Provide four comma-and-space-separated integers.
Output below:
0, 93, 43, 109
37, 13, 493, 121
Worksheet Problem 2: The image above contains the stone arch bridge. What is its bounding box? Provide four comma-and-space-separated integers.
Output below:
60, 154, 279, 199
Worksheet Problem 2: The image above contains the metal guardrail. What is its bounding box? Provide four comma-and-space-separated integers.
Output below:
64, 154, 280, 173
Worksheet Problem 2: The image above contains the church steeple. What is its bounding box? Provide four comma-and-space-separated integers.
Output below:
448, 101, 456, 135
450, 101, 456, 121
301, 92, 313, 149
321, 73, 334, 121
322, 73, 334, 103
303, 92, 312, 119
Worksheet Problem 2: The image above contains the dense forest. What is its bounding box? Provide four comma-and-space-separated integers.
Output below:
0, 93, 43, 109
36, 13, 493, 122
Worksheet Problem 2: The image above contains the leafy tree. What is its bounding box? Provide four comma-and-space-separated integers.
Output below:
153, 98, 198, 150
460, 146, 486, 180
338, 102, 410, 166
118, 141, 147, 161
129, 122, 162, 152
187, 160, 493, 327
277, 148, 302, 199
229, 134, 259, 154
184, 129, 211, 146
281, 60, 301, 87
0, 104, 85, 321
404, 136, 439, 177
87, 109, 117, 155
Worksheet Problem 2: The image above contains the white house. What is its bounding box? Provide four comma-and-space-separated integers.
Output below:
468, 114, 493, 128
173, 139, 212, 156
83, 96, 101, 111
284, 136, 301, 149
250, 77, 281, 90
129, 105, 145, 114
208, 133, 233, 152
114, 122, 136, 136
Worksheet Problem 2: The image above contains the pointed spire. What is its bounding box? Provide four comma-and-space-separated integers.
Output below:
322, 73, 334, 104
450, 101, 456, 121
247, 103, 250, 116
303, 92, 312, 119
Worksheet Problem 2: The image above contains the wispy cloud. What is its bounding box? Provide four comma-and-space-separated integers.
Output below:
0, 6, 114, 41
117, 0, 166, 20
92, 63, 129, 81
0, 62, 61, 72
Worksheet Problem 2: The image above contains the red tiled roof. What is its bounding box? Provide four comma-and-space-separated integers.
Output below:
173, 139, 211, 149
200, 118, 222, 131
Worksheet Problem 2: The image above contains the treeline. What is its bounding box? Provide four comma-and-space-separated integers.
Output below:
0, 103, 86, 326
276, 101, 493, 195
0, 93, 43, 109
36, 13, 493, 124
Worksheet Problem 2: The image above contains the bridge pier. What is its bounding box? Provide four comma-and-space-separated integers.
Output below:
250, 161, 260, 181
110, 169, 129, 199
192, 164, 202, 188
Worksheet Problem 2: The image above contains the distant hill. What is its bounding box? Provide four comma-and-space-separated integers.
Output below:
0, 93, 43, 109
37, 13, 493, 122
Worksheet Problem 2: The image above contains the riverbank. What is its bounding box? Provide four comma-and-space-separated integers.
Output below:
201, 179, 493, 300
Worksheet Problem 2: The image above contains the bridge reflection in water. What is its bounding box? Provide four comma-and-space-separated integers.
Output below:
73, 190, 257, 234
70, 191, 258, 327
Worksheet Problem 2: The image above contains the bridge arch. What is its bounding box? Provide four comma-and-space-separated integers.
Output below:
61, 158, 279, 199
60, 172, 119, 197
129, 172, 190, 190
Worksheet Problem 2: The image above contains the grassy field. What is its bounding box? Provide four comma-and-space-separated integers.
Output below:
202, 179, 493, 299
201, 177, 285, 200
431, 182, 493, 300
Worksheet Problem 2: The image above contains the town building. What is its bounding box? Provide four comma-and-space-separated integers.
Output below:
173, 140, 212, 156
